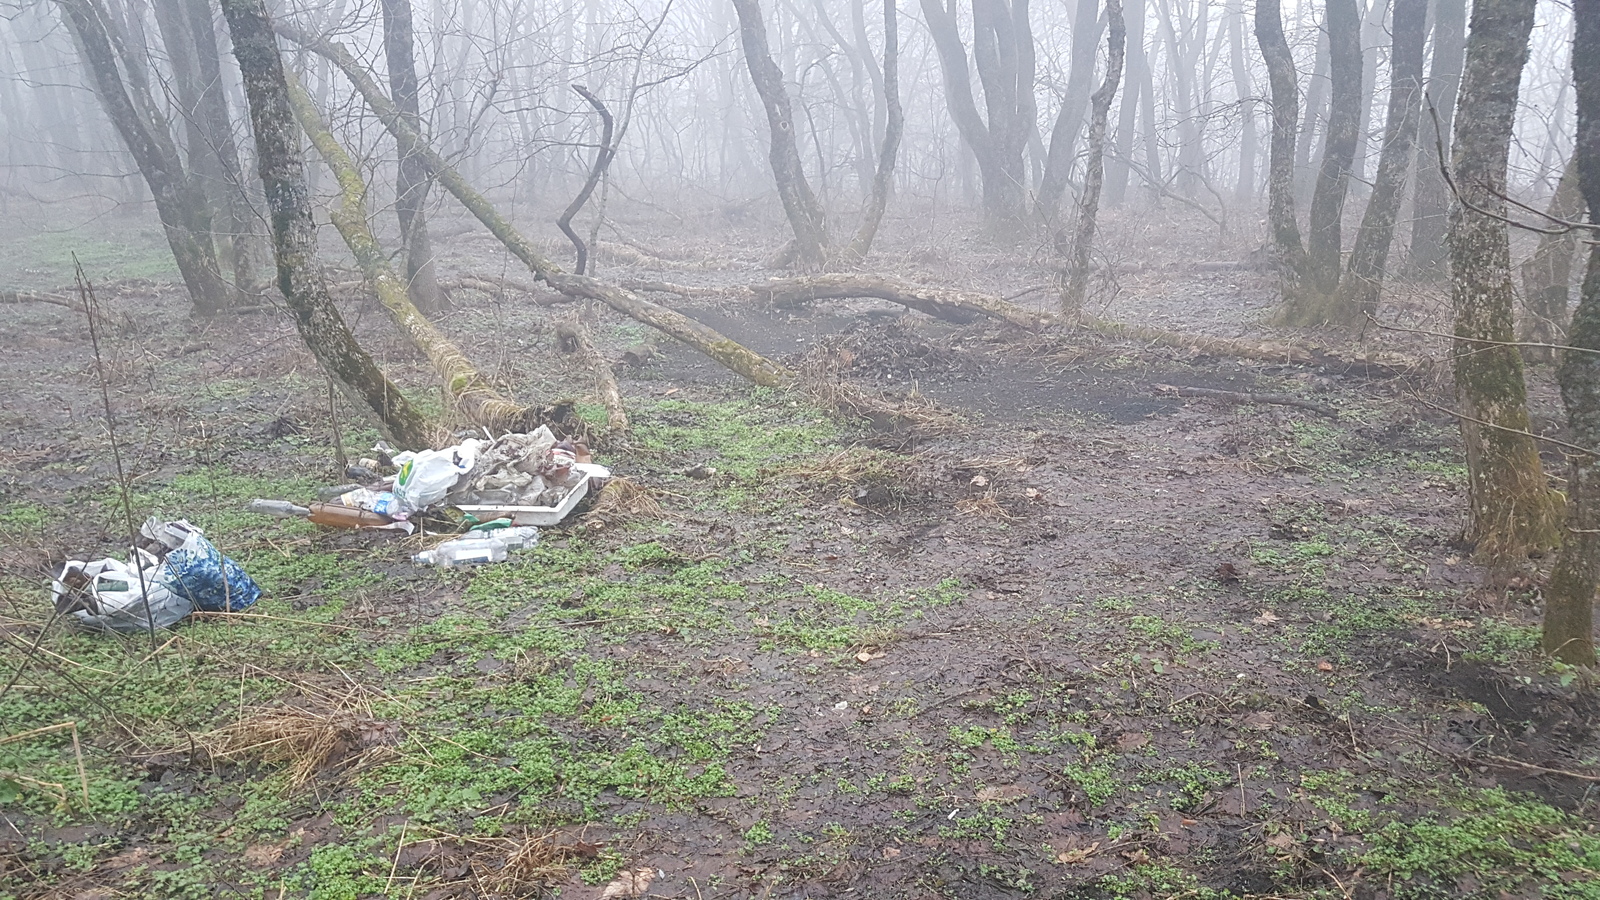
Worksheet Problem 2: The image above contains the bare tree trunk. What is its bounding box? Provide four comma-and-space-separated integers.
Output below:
1301, 0, 1360, 298
379, 0, 440, 315
731, 0, 830, 269
55, 0, 233, 314
220, 0, 432, 448
1105, 0, 1146, 206
184, 0, 259, 296
920, 0, 1033, 231
1255, 0, 1308, 289
1333, 0, 1427, 324
1447, 0, 1561, 564
1038, 0, 1106, 223
556, 85, 615, 276
847, 0, 903, 260
1518, 155, 1585, 363
1228, 0, 1256, 202
1409, 0, 1467, 276
1058, 0, 1125, 312
1544, 0, 1599, 666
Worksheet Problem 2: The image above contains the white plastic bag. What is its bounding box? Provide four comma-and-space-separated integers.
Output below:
52, 553, 193, 633
391, 440, 482, 513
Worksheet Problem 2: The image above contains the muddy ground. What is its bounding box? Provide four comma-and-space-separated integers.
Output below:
0, 202, 1596, 899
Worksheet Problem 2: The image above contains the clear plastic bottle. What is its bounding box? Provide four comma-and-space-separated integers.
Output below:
414, 539, 507, 567
248, 499, 310, 518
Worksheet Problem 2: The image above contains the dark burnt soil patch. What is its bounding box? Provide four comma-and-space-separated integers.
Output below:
1, 277, 1596, 900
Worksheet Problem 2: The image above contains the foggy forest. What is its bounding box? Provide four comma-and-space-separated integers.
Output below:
0, 0, 1598, 893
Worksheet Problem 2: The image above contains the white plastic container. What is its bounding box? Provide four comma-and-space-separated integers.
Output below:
456, 463, 611, 527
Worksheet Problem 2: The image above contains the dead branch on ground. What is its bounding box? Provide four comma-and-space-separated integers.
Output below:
1154, 383, 1339, 418
555, 316, 628, 436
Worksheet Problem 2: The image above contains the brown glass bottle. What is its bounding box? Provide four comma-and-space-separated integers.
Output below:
306, 502, 395, 528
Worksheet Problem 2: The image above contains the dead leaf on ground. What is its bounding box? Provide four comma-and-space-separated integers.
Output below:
1265, 832, 1297, 850
243, 842, 286, 867
1115, 732, 1150, 751
974, 784, 1027, 803
599, 866, 656, 899
1243, 711, 1277, 730
855, 648, 885, 663
1055, 842, 1099, 865
881, 846, 901, 859
1317, 660, 1335, 672
1251, 610, 1280, 625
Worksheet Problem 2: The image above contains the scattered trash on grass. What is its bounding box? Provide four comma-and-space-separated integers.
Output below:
52, 518, 260, 632
247, 426, 613, 564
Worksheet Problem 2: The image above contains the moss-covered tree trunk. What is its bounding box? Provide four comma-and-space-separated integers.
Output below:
277, 23, 791, 388
288, 75, 546, 434
221, 0, 432, 448
379, 0, 440, 316
1280, 0, 1360, 323
54, 0, 234, 314
1518, 156, 1585, 363
1057, 0, 1124, 313
1333, 0, 1427, 325
1542, 0, 1600, 666
1447, 0, 1561, 563
731, 0, 830, 270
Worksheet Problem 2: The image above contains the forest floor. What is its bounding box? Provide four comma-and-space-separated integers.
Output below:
0, 201, 1597, 900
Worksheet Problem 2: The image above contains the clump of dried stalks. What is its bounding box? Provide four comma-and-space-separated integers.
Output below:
801, 377, 965, 436
585, 476, 668, 529
956, 491, 1015, 520
191, 696, 396, 788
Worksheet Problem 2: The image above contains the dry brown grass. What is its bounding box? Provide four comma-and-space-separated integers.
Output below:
586, 476, 669, 529
801, 378, 966, 435
191, 696, 396, 788
955, 491, 1015, 520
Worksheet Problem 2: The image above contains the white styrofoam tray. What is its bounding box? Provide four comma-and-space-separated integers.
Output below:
455, 463, 611, 526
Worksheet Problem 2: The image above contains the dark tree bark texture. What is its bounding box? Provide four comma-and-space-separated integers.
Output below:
221, 0, 433, 448
1334, 0, 1427, 324
1543, 0, 1600, 666
1446, 0, 1561, 563
1285, 0, 1360, 319
1254, 0, 1308, 291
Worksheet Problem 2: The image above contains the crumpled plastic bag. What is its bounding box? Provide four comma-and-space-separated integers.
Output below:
52, 553, 192, 633
392, 440, 483, 513
142, 518, 261, 613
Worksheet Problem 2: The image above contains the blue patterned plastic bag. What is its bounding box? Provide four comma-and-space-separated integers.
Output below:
143, 519, 261, 613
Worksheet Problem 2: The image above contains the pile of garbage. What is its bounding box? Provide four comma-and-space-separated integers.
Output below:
53, 518, 261, 633
250, 426, 610, 567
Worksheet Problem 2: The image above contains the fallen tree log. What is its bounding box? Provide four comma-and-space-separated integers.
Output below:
278, 23, 789, 389
624, 274, 1057, 330
443, 275, 572, 306
1, 289, 78, 310
289, 76, 547, 434
1080, 317, 1427, 375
